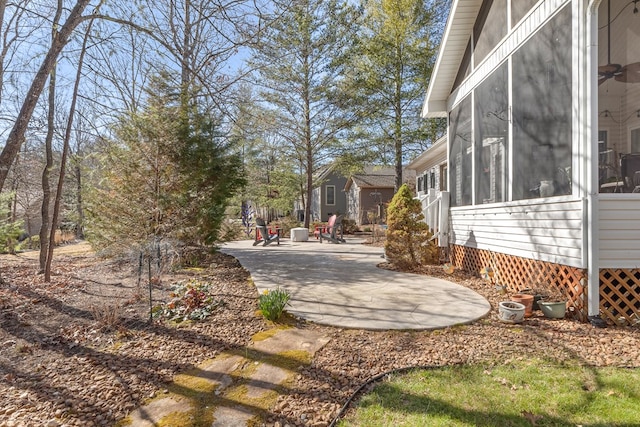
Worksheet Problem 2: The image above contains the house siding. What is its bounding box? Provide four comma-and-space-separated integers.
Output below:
311, 170, 347, 222
599, 195, 640, 268
422, 0, 640, 321
450, 197, 584, 268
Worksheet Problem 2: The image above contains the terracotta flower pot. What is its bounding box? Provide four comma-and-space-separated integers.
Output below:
511, 294, 534, 317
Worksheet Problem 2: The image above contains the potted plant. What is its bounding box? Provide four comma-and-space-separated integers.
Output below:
510, 293, 534, 317
538, 286, 567, 319
498, 301, 526, 323
520, 286, 549, 311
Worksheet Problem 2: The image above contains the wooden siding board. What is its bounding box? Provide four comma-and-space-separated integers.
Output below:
599, 251, 640, 266
450, 229, 581, 253
599, 240, 640, 251
452, 226, 581, 241
449, 199, 584, 267
596, 230, 640, 240
600, 220, 640, 230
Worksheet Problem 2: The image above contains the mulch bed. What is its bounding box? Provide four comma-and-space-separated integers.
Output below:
1, 242, 639, 427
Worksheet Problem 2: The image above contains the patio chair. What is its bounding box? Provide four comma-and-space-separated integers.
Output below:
318, 214, 346, 244
632, 171, 640, 193
253, 218, 280, 246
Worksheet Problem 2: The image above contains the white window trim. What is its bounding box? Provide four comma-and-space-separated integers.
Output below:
326, 185, 336, 206
628, 119, 640, 153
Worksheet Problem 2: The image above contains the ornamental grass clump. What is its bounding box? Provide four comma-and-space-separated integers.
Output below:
258, 287, 291, 321
384, 184, 438, 269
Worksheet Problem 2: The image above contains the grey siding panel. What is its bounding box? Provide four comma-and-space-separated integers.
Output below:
599, 196, 640, 268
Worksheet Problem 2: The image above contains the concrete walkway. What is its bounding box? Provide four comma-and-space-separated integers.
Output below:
221, 237, 490, 330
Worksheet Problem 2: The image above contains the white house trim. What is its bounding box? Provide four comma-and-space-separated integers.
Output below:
586, 0, 602, 316
447, 0, 571, 112
422, 0, 483, 118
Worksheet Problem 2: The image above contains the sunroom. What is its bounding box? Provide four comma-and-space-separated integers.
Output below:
422, 0, 640, 324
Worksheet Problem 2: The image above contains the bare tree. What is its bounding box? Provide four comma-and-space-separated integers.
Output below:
0, 0, 94, 192
38, 0, 65, 271
43, 15, 96, 281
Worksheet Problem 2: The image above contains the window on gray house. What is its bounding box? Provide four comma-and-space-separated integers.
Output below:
512, 5, 572, 200
326, 185, 335, 205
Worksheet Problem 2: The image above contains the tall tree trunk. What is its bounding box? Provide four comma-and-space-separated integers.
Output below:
75, 163, 84, 239
181, 0, 191, 89
39, 67, 56, 273
39, 0, 64, 273
394, 48, 403, 192
45, 16, 95, 282
0, 0, 92, 192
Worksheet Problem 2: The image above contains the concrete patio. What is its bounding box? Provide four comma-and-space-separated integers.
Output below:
221, 237, 491, 330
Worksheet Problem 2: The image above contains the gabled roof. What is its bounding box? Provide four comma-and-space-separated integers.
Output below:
422, 0, 483, 118
350, 174, 396, 189
344, 166, 416, 191
315, 164, 334, 181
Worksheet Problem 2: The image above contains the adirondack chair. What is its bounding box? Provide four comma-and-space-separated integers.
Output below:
318, 214, 346, 244
253, 217, 280, 246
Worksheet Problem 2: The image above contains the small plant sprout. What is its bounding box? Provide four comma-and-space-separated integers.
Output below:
258, 287, 291, 321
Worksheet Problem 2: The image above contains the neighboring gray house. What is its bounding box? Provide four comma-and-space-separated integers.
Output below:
309, 165, 348, 222
344, 166, 416, 225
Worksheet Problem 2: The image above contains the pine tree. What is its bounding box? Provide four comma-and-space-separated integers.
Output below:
248, 0, 359, 227
85, 73, 245, 250
384, 184, 437, 269
333, 0, 448, 190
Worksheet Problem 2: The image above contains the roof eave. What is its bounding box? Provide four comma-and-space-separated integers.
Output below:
407, 136, 448, 171
422, 0, 483, 118
421, 99, 449, 118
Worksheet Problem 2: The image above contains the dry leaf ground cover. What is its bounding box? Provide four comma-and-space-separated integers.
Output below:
1, 241, 639, 427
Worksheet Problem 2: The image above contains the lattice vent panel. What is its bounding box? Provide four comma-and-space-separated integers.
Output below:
450, 245, 587, 321
599, 269, 640, 326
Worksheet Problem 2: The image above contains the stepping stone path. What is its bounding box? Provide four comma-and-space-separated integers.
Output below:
124, 328, 330, 426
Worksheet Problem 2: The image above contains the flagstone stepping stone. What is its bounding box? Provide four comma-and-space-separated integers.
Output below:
245, 363, 289, 399
127, 397, 190, 426
251, 328, 330, 355
211, 405, 254, 426
124, 328, 331, 426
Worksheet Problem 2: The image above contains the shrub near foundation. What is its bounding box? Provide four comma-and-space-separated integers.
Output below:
384, 184, 437, 269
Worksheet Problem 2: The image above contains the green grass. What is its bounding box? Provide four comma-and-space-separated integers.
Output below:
338, 359, 640, 427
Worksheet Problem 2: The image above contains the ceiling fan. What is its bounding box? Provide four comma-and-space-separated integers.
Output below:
598, 0, 640, 85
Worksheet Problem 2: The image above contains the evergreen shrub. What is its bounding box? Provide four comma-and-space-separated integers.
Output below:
384, 184, 437, 269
